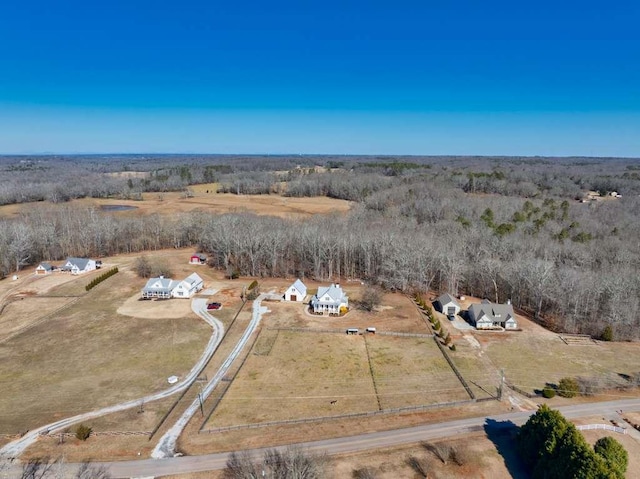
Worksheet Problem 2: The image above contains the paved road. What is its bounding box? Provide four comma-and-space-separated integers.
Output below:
96, 397, 640, 478
0, 293, 224, 459
151, 294, 268, 458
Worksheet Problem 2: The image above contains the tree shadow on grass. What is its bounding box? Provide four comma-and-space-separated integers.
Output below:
484, 418, 530, 479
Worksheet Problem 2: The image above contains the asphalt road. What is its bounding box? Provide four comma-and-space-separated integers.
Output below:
98, 397, 640, 478
0, 293, 224, 459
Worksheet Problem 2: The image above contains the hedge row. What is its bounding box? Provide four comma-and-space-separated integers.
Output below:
86, 267, 119, 291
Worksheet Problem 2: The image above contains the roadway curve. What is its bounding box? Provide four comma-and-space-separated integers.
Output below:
0, 294, 224, 459
99, 397, 640, 478
151, 294, 268, 458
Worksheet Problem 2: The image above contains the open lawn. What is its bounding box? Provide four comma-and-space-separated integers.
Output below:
0, 191, 353, 220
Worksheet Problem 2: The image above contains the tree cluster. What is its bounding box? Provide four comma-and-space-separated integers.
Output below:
517, 405, 628, 479
224, 446, 325, 479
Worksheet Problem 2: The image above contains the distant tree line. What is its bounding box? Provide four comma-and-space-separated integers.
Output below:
1, 155, 640, 339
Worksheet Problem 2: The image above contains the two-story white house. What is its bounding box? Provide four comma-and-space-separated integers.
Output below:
141, 273, 204, 299
310, 283, 348, 315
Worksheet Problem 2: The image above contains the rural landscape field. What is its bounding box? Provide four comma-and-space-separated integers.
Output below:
0, 154, 639, 478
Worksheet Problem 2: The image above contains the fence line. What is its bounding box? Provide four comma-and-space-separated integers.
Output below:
576, 424, 626, 434
267, 327, 433, 338
200, 399, 481, 434
505, 381, 539, 399
432, 336, 476, 400
40, 431, 151, 438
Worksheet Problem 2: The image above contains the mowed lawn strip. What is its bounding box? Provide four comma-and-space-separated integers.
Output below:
205, 331, 378, 428
367, 336, 470, 409
0, 272, 210, 434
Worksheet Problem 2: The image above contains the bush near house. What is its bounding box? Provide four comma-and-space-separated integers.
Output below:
557, 377, 580, 398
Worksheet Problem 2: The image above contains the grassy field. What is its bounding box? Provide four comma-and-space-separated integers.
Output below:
367, 336, 469, 408
482, 316, 640, 394
0, 251, 216, 434
0, 191, 353, 220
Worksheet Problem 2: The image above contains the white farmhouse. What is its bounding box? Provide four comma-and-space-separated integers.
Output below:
468, 299, 518, 330
141, 273, 204, 299
172, 273, 204, 298
141, 276, 179, 299
310, 283, 348, 315
61, 257, 96, 275
284, 279, 307, 302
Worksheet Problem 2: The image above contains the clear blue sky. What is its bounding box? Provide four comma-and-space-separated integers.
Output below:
0, 1, 638, 156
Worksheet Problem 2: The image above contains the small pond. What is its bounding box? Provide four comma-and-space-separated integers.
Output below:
99, 204, 138, 212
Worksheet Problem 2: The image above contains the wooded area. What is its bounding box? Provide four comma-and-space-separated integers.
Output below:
1, 155, 639, 339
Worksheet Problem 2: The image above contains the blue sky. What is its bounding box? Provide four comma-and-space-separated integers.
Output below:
0, 1, 638, 155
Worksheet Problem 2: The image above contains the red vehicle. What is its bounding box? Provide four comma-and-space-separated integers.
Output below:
207, 302, 222, 310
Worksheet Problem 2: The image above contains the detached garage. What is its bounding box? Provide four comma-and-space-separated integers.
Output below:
435, 293, 461, 318
284, 279, 307, 302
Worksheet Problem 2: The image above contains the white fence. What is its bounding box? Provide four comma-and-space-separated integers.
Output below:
576, 424, 626, 434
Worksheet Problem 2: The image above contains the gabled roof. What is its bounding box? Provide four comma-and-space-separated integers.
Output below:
191, 253, 207, 259
143, 277, 178, 291
314, 284, 347, 303
37, 262, 54, 270
65, 257, 92, 270
289, 279, 307, 296
183, 272, 203, 286
437, 293, 459, 307
469, 300, 515, 323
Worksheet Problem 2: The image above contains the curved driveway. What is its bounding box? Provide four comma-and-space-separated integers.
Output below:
152, 294, 268, 458
0, 294, 224, 459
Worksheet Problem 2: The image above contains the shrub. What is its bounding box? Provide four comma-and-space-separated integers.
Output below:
558, 377, 580, 398
542, 386, 556, 398
75, 424, 92, 441
449, 344, 456, 351
85, 267, 119, 291
248, 280, 259, 290
601, 325, 614, 341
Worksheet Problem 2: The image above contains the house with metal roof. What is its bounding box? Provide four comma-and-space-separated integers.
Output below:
172, 273, 204, 298
141, 276, 179, 299
284, 279, 307, 302
310, 283, 348, 315
35, 262, 56, 275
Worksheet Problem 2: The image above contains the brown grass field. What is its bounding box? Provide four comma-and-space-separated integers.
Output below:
0, 250, 219, 434
0, 191, 353, 220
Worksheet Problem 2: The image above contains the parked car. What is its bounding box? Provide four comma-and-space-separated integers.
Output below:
207, 302, 222, 310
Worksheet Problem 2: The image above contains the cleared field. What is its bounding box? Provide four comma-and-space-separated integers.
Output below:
483, 316, 640, 394
368, 336, 469, 408
0, 191, 353, 220
0, 253, 214, 434
205, 331, 379, 427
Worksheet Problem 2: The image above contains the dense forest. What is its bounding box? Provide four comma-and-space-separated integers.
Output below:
1, 155, 639, 340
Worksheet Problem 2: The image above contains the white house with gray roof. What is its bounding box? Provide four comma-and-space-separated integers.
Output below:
435, 293, 461, 318
172, 273, 204, 298
310, 283, 348, 315
141, 273, 204, 299
61, 257, 96, 275
468, 299, 517, 330
284, 279, 307, 302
